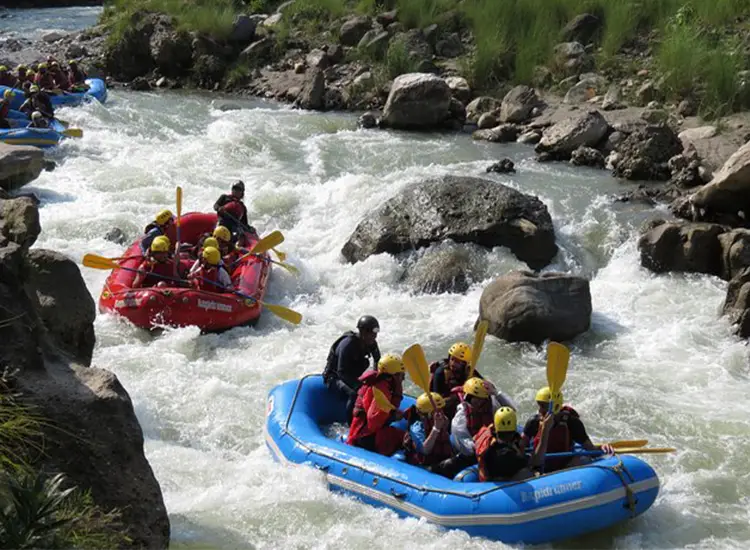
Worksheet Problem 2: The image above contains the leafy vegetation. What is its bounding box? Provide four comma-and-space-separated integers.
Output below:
100, 0, 750, 116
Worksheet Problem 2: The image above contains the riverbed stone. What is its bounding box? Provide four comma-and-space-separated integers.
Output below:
478, 270, 592, 344
342, 175, 558, 269
638, 219, 725, 276
381, 73, 452, 130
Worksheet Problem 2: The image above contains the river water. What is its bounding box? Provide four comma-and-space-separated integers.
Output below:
6, 8, 750, 550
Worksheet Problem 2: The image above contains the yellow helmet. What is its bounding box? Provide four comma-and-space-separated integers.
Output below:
203, 237, 219, 250
0, 65, 7, 72
377, 353, 405, 375
463, 377, 489, 399
150, 235, 170, 253
3, 90, 14, 99
416, 392, 446, 414
494, 407, 517, 433
155, 209, 173, 225
535, 386, 564, 414
213, 225, 231, 243
202, 246, 221, 266
38, 62, 48, 70
16, 65, 27, 71
448, 342, 472, 363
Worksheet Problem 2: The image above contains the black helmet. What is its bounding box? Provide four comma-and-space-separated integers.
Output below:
356, 315, 379, 333
232, 180, 245, 191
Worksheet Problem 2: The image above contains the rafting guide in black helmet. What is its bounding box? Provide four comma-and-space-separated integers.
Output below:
323, 315, 382, 423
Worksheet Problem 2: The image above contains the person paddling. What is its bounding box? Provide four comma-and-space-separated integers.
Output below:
140, 209, 174, 255
322, 315, 381, 422
403, 393, 452, 467
214, 180, 255, 240
429, 342, 486, 419
132, 236, 178, 288
187, 246, 232, 292
475, 407, 554, 482
522, 386, 614, 472
346, 353, 407, 457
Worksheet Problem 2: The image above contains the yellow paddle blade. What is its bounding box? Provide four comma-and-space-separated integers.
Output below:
250, 230, 285, 255
546, 341, 570, 394
372, 387, 395, 413
609, 440, 648, 449
82, 253, 119, 270
62, 128, 83, 138
403, 344, 431, 394
261, 302, 302, 325
56, 118, 70, 128
176, 186, 183, 221
469, 320, 488, 379
278, 261, 300, 276
615, 447, 676, 455
273, 248, 287, 262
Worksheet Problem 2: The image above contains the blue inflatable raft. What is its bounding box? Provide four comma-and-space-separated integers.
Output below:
1, 78, 107, 110
265, 375, 660, 545
0, 113, 68, 148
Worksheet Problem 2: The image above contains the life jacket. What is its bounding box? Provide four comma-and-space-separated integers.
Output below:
222, 197, 246, 220
351, 371, 402, 421
475, 426, 523, 482
138, 259, 175, 287
53, 70, 70, 91
0, 100, 9, 120
68, 68, 86, 85
0, 74, 14, 87
322, 331, 357, 383
143, 222, 162, 234
532, 405, 578, 455
35, 72, 56, 90
459, 392, 495, 437
405, 416, 453, 466
191, 265, 224, 292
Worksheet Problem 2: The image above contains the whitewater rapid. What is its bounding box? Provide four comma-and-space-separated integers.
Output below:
7, 8, 750, 550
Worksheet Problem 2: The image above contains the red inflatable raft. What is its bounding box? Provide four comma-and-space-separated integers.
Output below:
98, 212, 272, 331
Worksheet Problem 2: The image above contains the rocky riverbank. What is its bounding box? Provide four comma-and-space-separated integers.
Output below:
0, 190, 170, 546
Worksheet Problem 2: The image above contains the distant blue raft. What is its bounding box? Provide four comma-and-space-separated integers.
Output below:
265, 375, 660, 545
1, 78, 107, 110
0, 113, 68, 148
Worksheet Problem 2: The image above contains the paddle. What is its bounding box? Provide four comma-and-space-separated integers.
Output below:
402, 343, 439, 412
544, 447, 676, 459
61, 128, 83, 138
223, 211, 289, 263
609, 439, 648, 449
468, 320, 488, 379
546, 342, 569, 395
82, 253, 302, 325
372, 387, 395, 413
174, 186, 182, 277
235, 230, 285, 263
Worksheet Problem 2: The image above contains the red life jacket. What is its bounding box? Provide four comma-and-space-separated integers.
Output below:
137, 259, 175, 287
223, 198, 246, 220
192, 265, 222, 292
475, 426, 523, 482
532, 405, 578, 454
462, 394, 495, 437
348, 372, 402, 444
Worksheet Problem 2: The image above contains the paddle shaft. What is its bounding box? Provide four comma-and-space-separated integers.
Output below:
175, 186, 182, 277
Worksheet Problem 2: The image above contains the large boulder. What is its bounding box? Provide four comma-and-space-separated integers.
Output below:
723, 267, 750, 337
534, 110, 609, 160
17, 363, 171, 549
0, 196, 41, 252
381, 73, 452, 130
103, 13, 158, 80
719, 229, 750, 281
0, 143, 44, 191
24, 249, 96, 365
691, 141, 750, 219
611, 125, 683, 181
638, 220, 725, 276
478, 271, 592, 345
150, 22, 193, 77
296, 69, 326, 110
342, 175, 558, 270
561, 13, 601, 45
553, 41, 594, 76
499, 85, 543, 124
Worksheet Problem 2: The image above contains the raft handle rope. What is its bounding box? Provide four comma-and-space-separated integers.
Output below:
590, 456, 638, 516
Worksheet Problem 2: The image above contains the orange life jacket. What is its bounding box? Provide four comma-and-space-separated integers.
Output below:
475, 426, 523, 482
